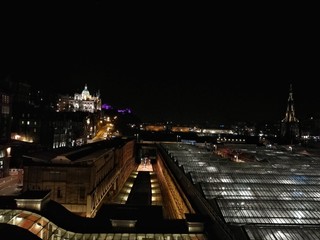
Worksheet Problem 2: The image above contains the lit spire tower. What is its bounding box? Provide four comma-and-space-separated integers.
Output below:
280, 84, 300, 144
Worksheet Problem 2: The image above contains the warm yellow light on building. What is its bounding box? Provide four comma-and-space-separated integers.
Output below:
6, 147, 11, 157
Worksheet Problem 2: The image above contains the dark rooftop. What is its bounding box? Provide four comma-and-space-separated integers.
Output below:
23, 137, 132, 164
0, 223, 42, 240
15, 190, 50, 200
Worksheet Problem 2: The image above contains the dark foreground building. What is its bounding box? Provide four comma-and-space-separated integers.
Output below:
1, 139, 230, 239
4, 138, 319, 239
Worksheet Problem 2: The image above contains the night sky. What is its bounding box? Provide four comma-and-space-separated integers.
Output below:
1, 3, 319, 124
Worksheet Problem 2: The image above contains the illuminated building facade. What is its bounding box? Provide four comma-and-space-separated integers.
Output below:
0, 90, 12, 143
0, 146, 11, 178
56, 84, 101, 113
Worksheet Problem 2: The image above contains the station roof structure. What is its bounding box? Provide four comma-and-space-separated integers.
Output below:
161, 142, 320, 239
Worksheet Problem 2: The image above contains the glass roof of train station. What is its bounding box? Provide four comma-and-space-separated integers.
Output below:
161, 142, 320, 240
0, 208, 207, 240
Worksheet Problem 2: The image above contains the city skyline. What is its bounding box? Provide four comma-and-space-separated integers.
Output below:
2, 4, 319, 124
2, 59, 318, 125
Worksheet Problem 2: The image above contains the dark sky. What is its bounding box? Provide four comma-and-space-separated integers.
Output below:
1, 3, 319, 124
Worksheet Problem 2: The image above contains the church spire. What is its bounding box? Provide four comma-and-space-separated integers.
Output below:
282, 84, 299, 123
280, 83, 300, 144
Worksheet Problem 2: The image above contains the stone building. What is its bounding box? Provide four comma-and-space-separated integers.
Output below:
56, 84, 101, 113
22, 137, 137, 217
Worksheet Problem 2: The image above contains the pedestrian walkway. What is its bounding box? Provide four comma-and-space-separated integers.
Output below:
137, 158, 153, 171
126, 171, 151, 205
112, 162, 162, 206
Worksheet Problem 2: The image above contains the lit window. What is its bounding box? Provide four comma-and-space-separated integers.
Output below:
1, 106, 9, 114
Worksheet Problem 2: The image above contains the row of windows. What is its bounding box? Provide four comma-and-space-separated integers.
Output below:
201, 182, 320, 192
221, 208, 320, 220
225, 216, 319, 225
21, 120, 37, 125
246, 226, 320, 240
202, 187, 320, 200
1, 94, 10, 104
218, 199, 320, 211
1, 106, 9, 114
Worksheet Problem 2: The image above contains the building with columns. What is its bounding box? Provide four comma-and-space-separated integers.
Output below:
56, 84, 101, 113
